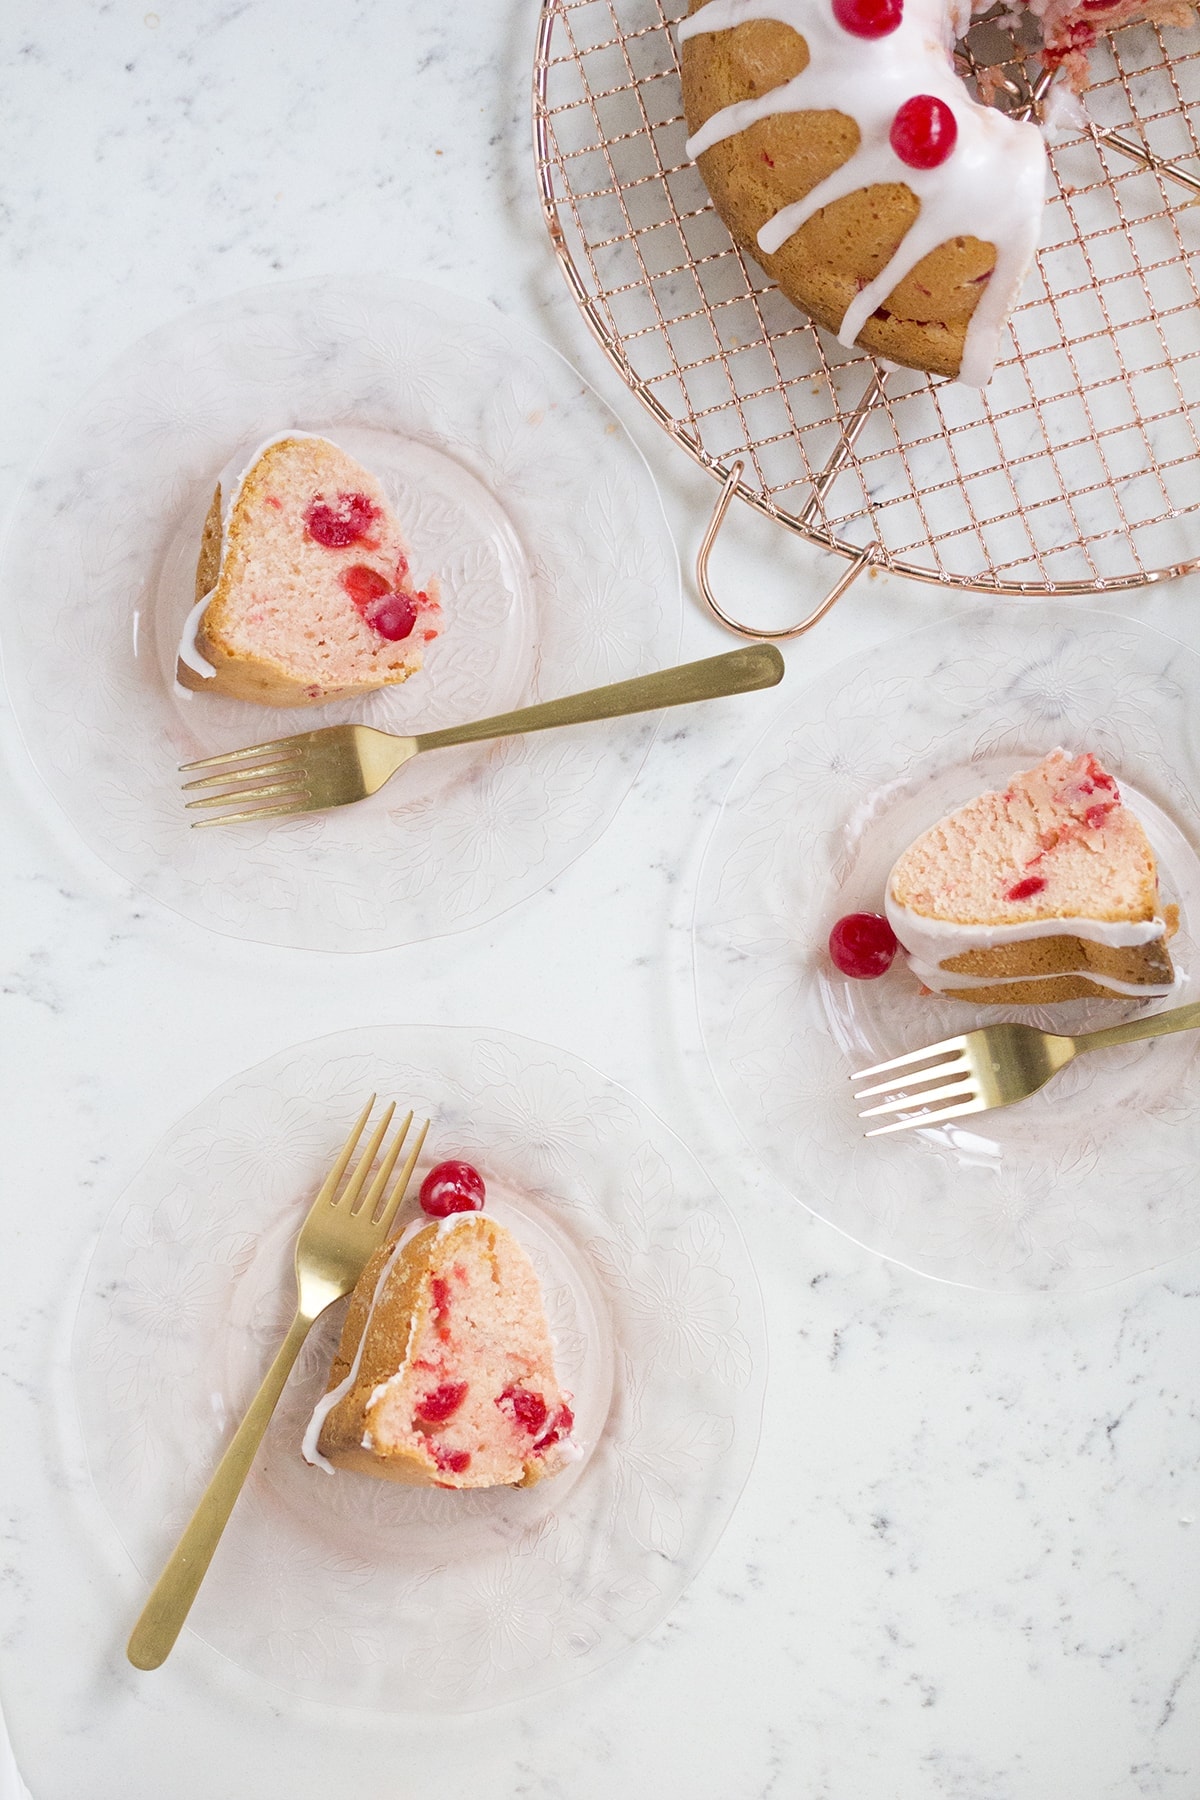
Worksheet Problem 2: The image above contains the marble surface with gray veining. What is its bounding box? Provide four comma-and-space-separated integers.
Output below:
4, 2, 1200, 1795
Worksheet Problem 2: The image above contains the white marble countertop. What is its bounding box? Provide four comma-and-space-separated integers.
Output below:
5, 3, 1200, 1795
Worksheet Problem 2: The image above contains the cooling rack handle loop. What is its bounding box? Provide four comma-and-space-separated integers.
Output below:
696, 459, 873, 641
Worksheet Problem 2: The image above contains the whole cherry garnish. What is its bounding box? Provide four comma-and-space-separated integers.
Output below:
829, 912, 900, 979
832, 0, 903, 36
889, 95, 958, 169
419, 1160, 486, 1218
303, 490, 380, 548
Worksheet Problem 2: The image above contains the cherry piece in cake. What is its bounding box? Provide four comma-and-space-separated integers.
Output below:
890, 95, 958, 170
303, 490, 380, 548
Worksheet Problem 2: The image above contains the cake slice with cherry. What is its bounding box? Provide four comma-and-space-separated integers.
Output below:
302, 1161, 577, 1490
176, 433, 441, 706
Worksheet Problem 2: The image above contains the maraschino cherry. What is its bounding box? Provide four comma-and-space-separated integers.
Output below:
340, 564, 418, 641
419, 1160, 486, 1217
829, 912, 899, 979
889, 94, 958, 169
832, 0, 903, 37
303, 490, 379, 548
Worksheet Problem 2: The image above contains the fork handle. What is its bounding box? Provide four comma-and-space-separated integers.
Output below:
127, 1308, 313, 1670
1072, 1000, 1200, 1053
412, 644, 784, 753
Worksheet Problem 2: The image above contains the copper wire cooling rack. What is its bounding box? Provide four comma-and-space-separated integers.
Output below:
533, 0, 1200, 635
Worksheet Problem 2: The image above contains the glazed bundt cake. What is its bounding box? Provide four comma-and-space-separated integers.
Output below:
885, 749, 1177, 1003
176, 433, 441, 706
678, 0, 1192, 383
302, 1212, 578, 1490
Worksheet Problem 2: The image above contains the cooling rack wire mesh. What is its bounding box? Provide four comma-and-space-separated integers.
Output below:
534, 0, 1200, 607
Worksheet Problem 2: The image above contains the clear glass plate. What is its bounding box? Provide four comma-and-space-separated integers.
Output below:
0, 278, 680, 949
70, 1025, 764, 1710
694, 605, 1200, 1293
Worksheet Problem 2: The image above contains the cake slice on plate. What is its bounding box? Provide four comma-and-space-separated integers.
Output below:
176, 433, 441, 706
885, 749, 1176, 1004
302, 1212, 577, 1490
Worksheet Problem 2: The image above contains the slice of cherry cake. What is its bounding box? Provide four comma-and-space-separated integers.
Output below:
176, 433, 440, 706
304, 1213, 577, 1489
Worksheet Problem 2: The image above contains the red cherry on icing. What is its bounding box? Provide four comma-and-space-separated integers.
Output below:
304, 490, 380, 548
832, 0, 903, 36
365, 591, 417, 642
892, 95, 957, 170
829, 912, 899, 979
889, 94, 958, 169
419, 1160, 486, 1218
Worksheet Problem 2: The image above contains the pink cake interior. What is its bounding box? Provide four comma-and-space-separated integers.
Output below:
217, 436, 440, 695
366, 1223, 575, 1489
889, 750, 1160, 924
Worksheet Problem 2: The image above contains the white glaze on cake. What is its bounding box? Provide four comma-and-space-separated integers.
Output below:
885, 893, 1174, 996
678, 0, 1049, 385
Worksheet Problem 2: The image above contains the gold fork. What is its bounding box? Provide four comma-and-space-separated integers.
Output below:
852, 1002, 1200, 1135
180, 644, 784, 824
126, 1096, 429, 1670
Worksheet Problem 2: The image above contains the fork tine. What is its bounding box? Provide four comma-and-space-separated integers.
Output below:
865, 1095, 989, 1136
858, 1073, 977, 1118
181, 759, 304, 792
180, 734, 307, 771
191, 799, 313, 828
854, 1054, 971, 1099
339, 1101, 397, 1211
312, 1097, 377, 1207
357, 1111, 414, 1219
852, 1034, 969, 1080
376, 1118, 431, 1236
186, 778, 308, 810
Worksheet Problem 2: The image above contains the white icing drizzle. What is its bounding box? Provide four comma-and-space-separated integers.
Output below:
886, 893, 1174, 997
177, 591, 217, 680
300, 1212, 473, 1474
678, 0, 1049, 385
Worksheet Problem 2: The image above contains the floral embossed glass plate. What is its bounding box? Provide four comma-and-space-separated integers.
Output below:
0, 278, 679, 949
71, 1025, 764, 1709
694, 606, 1200, 1292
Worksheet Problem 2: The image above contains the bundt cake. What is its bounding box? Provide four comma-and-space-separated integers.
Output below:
885, 749, 1177, 1003
678, 0, 1190, 384
176, 433, 441, 706
302, 1211, 578, 1490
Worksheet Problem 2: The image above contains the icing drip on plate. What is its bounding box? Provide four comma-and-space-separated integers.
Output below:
678, 0, 1049, 385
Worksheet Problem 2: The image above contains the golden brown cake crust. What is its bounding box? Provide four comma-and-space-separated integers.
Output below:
680, 5, 997, 379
